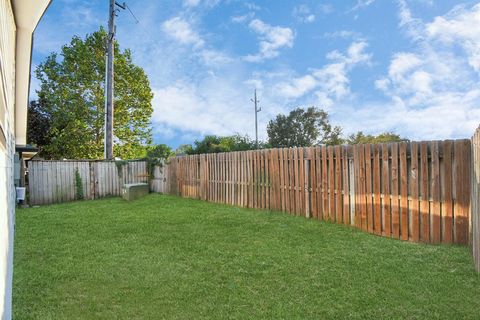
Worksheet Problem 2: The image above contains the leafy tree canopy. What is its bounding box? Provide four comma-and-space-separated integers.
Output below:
27, 99, 51, 150
175, 144, 194, 155
146, 144, 174, 159
267, 107, 343, 147
186, 134, 262, 154
346, 131, 408, 145
34, 27, 153, 159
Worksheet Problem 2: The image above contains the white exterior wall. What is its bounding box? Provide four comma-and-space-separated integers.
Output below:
0, 1, 16, 319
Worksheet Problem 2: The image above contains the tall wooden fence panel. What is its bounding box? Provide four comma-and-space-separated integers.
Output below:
150, 164, 170, 194
471, 128, 480, 272
28, 160, 160, 205
29, 160, 92, 205
168, 140, 472, 245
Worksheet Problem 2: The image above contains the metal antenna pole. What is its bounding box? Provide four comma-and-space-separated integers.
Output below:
105, 1, 126, 159
251, 89, 261, 149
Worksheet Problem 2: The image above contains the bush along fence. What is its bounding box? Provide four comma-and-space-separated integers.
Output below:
28, 160, 169, 205
168, 139, 472, 246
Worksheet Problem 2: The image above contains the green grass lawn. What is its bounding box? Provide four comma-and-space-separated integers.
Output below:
14, 194, 480, 319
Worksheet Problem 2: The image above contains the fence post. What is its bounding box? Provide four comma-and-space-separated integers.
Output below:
349, 158, 355, 226
471, 128, 480, 272
202, 155, 208, 201
304, 148, 311, 218
89, 162, 96, 200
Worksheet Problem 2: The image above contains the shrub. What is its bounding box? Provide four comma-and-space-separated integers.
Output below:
75, 168, 84, 200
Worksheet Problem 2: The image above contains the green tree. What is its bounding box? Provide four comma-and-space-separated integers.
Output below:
346, 131, 407, 145
218, 134, 256, 152
35, 27, 153, 159
175, 144, 193, 155
267, 107, 343, 147
189, 135, 224, 154
187, 134, 260, 154
27, 99, 51, 149
146, 144, 174, 159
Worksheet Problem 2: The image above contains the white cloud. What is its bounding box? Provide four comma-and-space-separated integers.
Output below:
244, 3, 261, 11
397, 0, 424, 41
335, 90, 480, 140
231, 12, 255, 23
313, 41, 371, 107
182, 0, 220, 8
369, 1, 480, 139
293, 5, 316, 23
425, 3, 480, 72
318, 4, 334, 15
324, 30, 361, 40
350, 0, 375, 12
275, 75, 317, 99
272, 41, 371, 106
161, 16, 231, 67
346, 41, 372, 63
388, 52, 422, 77
374, 78, 390, 91
162, 17, 205, 48
151, 78, 259, 139
244, 19, 295, 62
65, 5, 102, 28
198, 49, 233, 66
183, 0, 201, 7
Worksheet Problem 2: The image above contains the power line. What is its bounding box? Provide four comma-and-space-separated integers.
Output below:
125, 3, 139, 24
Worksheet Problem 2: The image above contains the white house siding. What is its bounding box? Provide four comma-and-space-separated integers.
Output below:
0, 1, 16, 319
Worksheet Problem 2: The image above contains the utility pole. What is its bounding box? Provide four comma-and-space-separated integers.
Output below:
251, 89, 261, 149
105, 0, 126, 159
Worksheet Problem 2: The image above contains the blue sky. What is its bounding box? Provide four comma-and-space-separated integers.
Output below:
31, 0, 480, 148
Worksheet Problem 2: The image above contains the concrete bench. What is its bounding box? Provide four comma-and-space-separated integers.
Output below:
122, 183, 149, 201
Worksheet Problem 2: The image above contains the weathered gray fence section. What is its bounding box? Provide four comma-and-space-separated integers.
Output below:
150, 164, 170, 194
28, 160, 167, 205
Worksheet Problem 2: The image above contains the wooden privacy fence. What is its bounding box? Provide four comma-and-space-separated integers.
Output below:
471, 127, 480, 272
168, 139, 472, 245
28, 160, 169, 205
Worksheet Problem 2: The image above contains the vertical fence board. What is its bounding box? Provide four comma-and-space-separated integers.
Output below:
353, 145, 361, 229
365, 145, 373, 233
382, 144, 391, 237
420, 142, 430, 242
373, 145, 381, 235
293, 148, 299, 215
309, 148, 317, 219
335, 146, 343, 223
391, 143, 400, 239
472, 128, 480, 272
315, 147, 322, 220
281, 149, 287, 213
431, 141, 441, 243
400, 142, 409, 241
321, 146, 328, 220
360, 145, 367, 230
328, 147, 335, 221
410, 142, 420, 242
342, 146, 350, 225
454, 140, 470, 245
